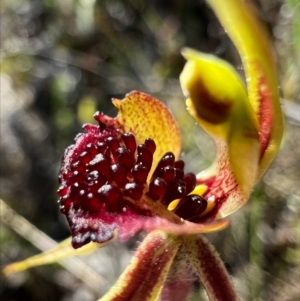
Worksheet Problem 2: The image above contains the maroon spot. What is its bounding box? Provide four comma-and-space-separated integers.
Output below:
86, 143, 98, 156
174, 168, 184, 180
98, 184, 123, 211
87, 154, 110, 179
144, 138, 156, 153
157, 166, 176, 182
137, 144, 153, 169
124, 183, 143, 201
122, 133, 136, 154
83, 193, 102, 212
59, 196, 71, 213
148, 177, 167, 199
72, 161, 86, 174
69, 171, 86, 184
87, 170, 99, 181
183, 173, 196, 195
88, 174, 106, 193
105, 137, 119, 155
97, 142, 110, 157
174, 195, 207, 220
152, 152, 175, 179
82, 124, 99, 133
57, 185, 68, 197
70, 182, 86, 209
174, 160, 185, 171
132, 164, 149, 184
162, 179, 186, 205
78, 151, 93, 164
116, 147, 135, 170
93, 111, 110, 129
110, 163, 126, 186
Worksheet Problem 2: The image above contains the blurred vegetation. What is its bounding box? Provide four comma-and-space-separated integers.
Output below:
1, 0, 300, 300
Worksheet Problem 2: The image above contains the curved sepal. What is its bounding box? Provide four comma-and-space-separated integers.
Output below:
206, 0, 284, 178
160, 244, 195, 301
180, 48, 260, 217
98, 231, 181, 301
183, 235, 240, 301
2, 236, 113, 276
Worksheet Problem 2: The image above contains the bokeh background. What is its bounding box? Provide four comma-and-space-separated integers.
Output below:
1, 0, 300, 300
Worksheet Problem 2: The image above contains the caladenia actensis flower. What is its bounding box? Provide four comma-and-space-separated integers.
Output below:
3, 0, 284, 301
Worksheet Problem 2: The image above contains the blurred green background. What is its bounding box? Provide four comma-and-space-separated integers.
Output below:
1, 0, 300, 300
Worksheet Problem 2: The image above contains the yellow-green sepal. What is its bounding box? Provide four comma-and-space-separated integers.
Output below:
3, 235, 115, 276
206, 0, 284, 179
180, 48, 259, 211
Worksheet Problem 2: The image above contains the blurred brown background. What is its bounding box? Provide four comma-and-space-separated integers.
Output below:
1, 0, 300, 300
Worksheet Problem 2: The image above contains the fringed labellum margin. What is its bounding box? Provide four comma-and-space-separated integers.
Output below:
57, 91, 229, 248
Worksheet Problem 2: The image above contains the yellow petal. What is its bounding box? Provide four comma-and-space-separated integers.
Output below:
3, 235, 115, 276
180, 49, 260, 216
206, 0, 284, 179
113, 91, 182, 177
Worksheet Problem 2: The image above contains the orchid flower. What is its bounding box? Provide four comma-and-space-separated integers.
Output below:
3, 0, 283, 300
